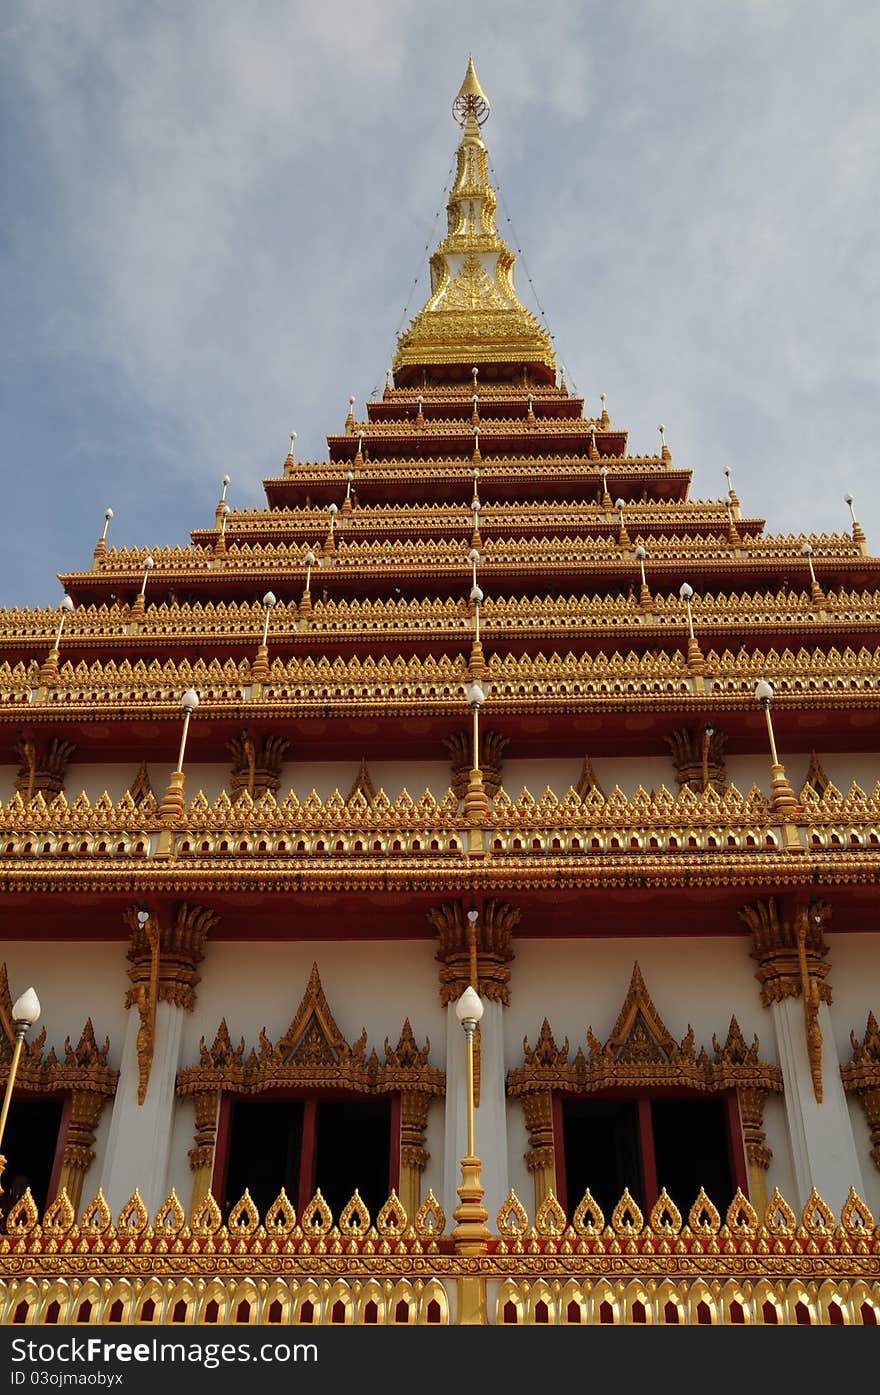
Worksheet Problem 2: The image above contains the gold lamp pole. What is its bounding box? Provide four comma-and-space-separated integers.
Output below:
464, 680, 488, 857
679, 581, 705, 678
156, 687, 199, 853
299, 549, 317, 619
93, 506, 114, 565
801, 541, 826, 606
251, 590, 276, 689
38, 593, 74, 688
0, 987, 41, 1201
451, 983, 490, 1255
754, 679, 800, 834
634, 543, 653, 612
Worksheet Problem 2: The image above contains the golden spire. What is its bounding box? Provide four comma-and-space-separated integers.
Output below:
393, 58, 555, 380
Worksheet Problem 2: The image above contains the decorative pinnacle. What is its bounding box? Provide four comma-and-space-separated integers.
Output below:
453, 56, 490, 127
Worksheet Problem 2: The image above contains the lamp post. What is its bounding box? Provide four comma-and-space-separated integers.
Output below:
93, 507, 114, 564
214, 503, 231, 557
342, 470, 355, 515
157, 688, 199, 838
285, 434, 296, 469
0, 987, 41, 1203
471, 393, 479, 426
472, 426, 481, 467
599, 464, 612, 508
463, 679, 488, 857
725, 501, 742, 548
215, 474, 231, 524
754, 679, 799, 820
526, 392, 535, 424
299, 549, 317, 618
130, 555, 154, 621
451, 983, 490, 1254
724, 465, 740, 513
615, 497, 631, 549
324, 502, 339, 555
354, 431, 365, 469
658, 423, 671, 462
801, 541, 825, 605
251, 590, 277, 686
679, 581, 705, 675
844, 493, 867, 552
469, 583, 486, 680
38, 594, 74, 687
634, 543, 653, 612
416, 394, 425, 426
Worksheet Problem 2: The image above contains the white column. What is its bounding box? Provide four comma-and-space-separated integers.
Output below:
442, 998, 508, 1225
772, 996, 866, 1215
99, 1001, 185, 1215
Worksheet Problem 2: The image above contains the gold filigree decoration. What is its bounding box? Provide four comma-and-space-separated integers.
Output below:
840, 1012, 880, 1170
497, 1189, 529, 1238
414, 1190, 445, 1239
800, 751, 831, 801
348, 757, 376, 804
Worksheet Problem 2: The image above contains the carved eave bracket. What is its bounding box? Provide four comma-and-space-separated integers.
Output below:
124, 903, 217, 1107
227, 730, 289, 800
444, 729, 508, 801
429, 899, 519, 1005
740, 895, 831, 1102
841, 1012, 880, 1171
664, 726, 727, 793
14, 737, 76, 803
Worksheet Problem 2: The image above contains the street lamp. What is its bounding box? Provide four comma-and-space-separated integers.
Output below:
801, 541, 825, 604
599, 464, 612, 508
679, 581, 705, 675
634, 543, 652, 611
658, 423, 671, 461
0, 987, 42, 1201
251, 590, 277, 685
472, 426, 481, 466
93, 506, 114, 563
463, 679, 488, 857
324, 502, 339, 555
844, 493, 866, 550
38, 594, 74, 687
157, 688, 199, 833
343, 470, 355, 515
300, 549, 317, 618
130, 555, 154, 621
754, 680, 799, 818
451, 983, 490, 1253
615, 497, 631, 549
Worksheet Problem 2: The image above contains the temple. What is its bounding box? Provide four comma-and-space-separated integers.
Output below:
0, 58, 878, 1326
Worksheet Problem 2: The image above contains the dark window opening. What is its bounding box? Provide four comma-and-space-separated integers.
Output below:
222, 1095, 392, 1221
561, 1098, 642, 1216
223, 1100, 304, 1221
0, 1098, 63, 1227
651, 1097, 734, 1214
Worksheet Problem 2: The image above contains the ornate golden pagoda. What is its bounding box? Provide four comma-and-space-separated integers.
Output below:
0, 59, 878, 1327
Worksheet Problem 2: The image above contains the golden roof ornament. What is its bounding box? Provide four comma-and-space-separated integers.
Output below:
393, 58, 555, 380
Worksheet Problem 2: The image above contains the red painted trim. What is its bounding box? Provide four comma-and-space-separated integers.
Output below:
552, 1095, 566, 1215
389, 1095, 400, 1194
47, 1094, 71, 1204
725, 1090, 750, 1198
298, 1099, 318, 1215
212, 1096, 233, 1204
637, 1098, 658, 1209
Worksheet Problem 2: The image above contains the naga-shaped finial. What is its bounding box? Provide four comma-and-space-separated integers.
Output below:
453, 56, 490, 127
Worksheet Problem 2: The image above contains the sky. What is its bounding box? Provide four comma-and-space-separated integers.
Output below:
2, 0, 879, 608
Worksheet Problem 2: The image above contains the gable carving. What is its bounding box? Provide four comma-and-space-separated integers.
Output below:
177, 962, 444, 1100
507, 962, 782, 1097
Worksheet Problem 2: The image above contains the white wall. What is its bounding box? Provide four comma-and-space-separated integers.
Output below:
826, 931, 880, 1213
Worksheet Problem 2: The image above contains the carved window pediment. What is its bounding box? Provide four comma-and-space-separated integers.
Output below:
508, 962, 782, 1097
177, 963, 445, 1099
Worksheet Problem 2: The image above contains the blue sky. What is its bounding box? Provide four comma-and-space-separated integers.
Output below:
2, 1, 879, 607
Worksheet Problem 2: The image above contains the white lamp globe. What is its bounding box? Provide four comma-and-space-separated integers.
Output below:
455, 985, 484, 1026
12, 987, 40, 1026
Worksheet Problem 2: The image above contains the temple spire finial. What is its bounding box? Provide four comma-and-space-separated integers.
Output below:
453, 56, 490, 128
